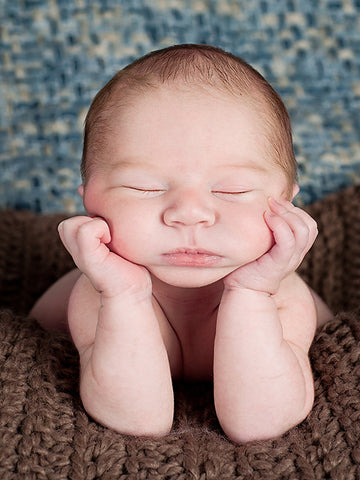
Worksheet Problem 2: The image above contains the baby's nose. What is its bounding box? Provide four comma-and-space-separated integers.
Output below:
163, 191, 216, 227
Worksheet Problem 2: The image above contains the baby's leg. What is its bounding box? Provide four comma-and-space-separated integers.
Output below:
30, 269, 81, 332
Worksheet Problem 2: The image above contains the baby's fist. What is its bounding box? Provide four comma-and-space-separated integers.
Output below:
224, 199, 317, 295
58, 216, 151, 298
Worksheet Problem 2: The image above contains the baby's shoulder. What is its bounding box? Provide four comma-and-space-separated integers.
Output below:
276, 272, 332, 329
276, 271, 312, 302
275, 272, 333, 346
272, 272, 312, 312
30, 268, 81, 332
274, 273, 318, 348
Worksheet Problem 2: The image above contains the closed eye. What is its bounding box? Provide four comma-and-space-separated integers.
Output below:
124, 186, 166, 196
212, 190, 251, 196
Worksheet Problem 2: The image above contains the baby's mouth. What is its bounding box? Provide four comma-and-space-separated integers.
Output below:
163, 248, 222, 266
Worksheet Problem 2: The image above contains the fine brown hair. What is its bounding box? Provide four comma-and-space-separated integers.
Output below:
81, 44, 297, 190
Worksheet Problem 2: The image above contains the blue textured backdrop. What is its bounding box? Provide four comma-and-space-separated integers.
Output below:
1, 0, 359, 213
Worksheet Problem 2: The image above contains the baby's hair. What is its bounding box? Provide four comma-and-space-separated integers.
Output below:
81, 44, 297, 192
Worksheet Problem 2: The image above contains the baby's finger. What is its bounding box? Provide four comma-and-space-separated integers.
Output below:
75, 217, 111, 253
268, 198, 316, 254
58, 216, 93, 254
263, 210, 296, 266
58, 216, 111, 269
282, 201, 318, 249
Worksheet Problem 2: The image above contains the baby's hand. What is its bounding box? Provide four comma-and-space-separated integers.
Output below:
224, 198, 318, 295
58, 216, 151, 298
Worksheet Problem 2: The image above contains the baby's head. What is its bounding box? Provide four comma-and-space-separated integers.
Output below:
80, 44, 297, 198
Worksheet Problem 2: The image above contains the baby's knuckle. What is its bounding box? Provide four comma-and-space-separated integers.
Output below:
61, 220, 76, 240
304, 214, 317, 231
312, 220, 319, 235
284, 234, 296, 250
77, 220, 94, 238
294, 221, 311, 240
308, 215, 317, 228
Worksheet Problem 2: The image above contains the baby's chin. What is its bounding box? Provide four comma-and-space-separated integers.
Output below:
149, 265, 239, 289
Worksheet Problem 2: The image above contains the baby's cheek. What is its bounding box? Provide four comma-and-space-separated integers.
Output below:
110, 236, 134, 261
231, 205, 273, 253
106, 218, 147, 263
246, 207, 274, 253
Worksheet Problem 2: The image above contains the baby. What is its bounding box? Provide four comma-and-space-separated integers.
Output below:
31, 44, 332, 444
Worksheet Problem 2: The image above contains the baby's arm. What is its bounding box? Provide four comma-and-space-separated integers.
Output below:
214, 198, 318, 443
59, 216, 174, 437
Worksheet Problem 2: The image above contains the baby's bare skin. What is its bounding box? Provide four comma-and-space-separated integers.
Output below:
32, 199, 332, 442
31, 84, 333, 443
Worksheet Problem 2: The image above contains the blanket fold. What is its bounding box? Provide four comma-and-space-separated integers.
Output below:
0, 185, 359, 479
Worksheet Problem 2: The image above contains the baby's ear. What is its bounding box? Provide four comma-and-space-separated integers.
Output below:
77, 185, 84, 198
291, 184, 300, 200
280, 184, 299, 203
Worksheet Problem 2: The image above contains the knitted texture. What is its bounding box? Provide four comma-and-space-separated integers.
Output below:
0, 185, 360, 479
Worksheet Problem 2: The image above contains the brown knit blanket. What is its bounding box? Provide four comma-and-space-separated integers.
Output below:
1, 185, 360, 479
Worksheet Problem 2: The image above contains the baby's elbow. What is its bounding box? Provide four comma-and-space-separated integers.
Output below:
82, 396, 173, 439
219, 407, 312, 445
114, 421, 173, 438
217, 384, 315, 444
221, 420, 290, 444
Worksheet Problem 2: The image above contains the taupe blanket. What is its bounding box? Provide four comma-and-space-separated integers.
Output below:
1, 185, 360, 479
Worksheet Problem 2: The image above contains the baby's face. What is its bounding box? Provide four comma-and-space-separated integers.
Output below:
82, 85, 294, 288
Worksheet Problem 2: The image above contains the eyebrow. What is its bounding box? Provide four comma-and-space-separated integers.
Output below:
217, 162, 269, 173
110, 160, 160, 172
109, 159, 270, 174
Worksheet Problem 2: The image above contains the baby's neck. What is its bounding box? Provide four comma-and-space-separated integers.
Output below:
151, 276, 223, 326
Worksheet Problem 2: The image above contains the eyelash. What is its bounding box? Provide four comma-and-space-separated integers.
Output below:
124, 187, 251, 198
212, 190, 250, 196
126, 186, 166, 195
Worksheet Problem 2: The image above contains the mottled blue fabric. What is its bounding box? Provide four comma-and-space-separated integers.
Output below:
1, 0, 359, 213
